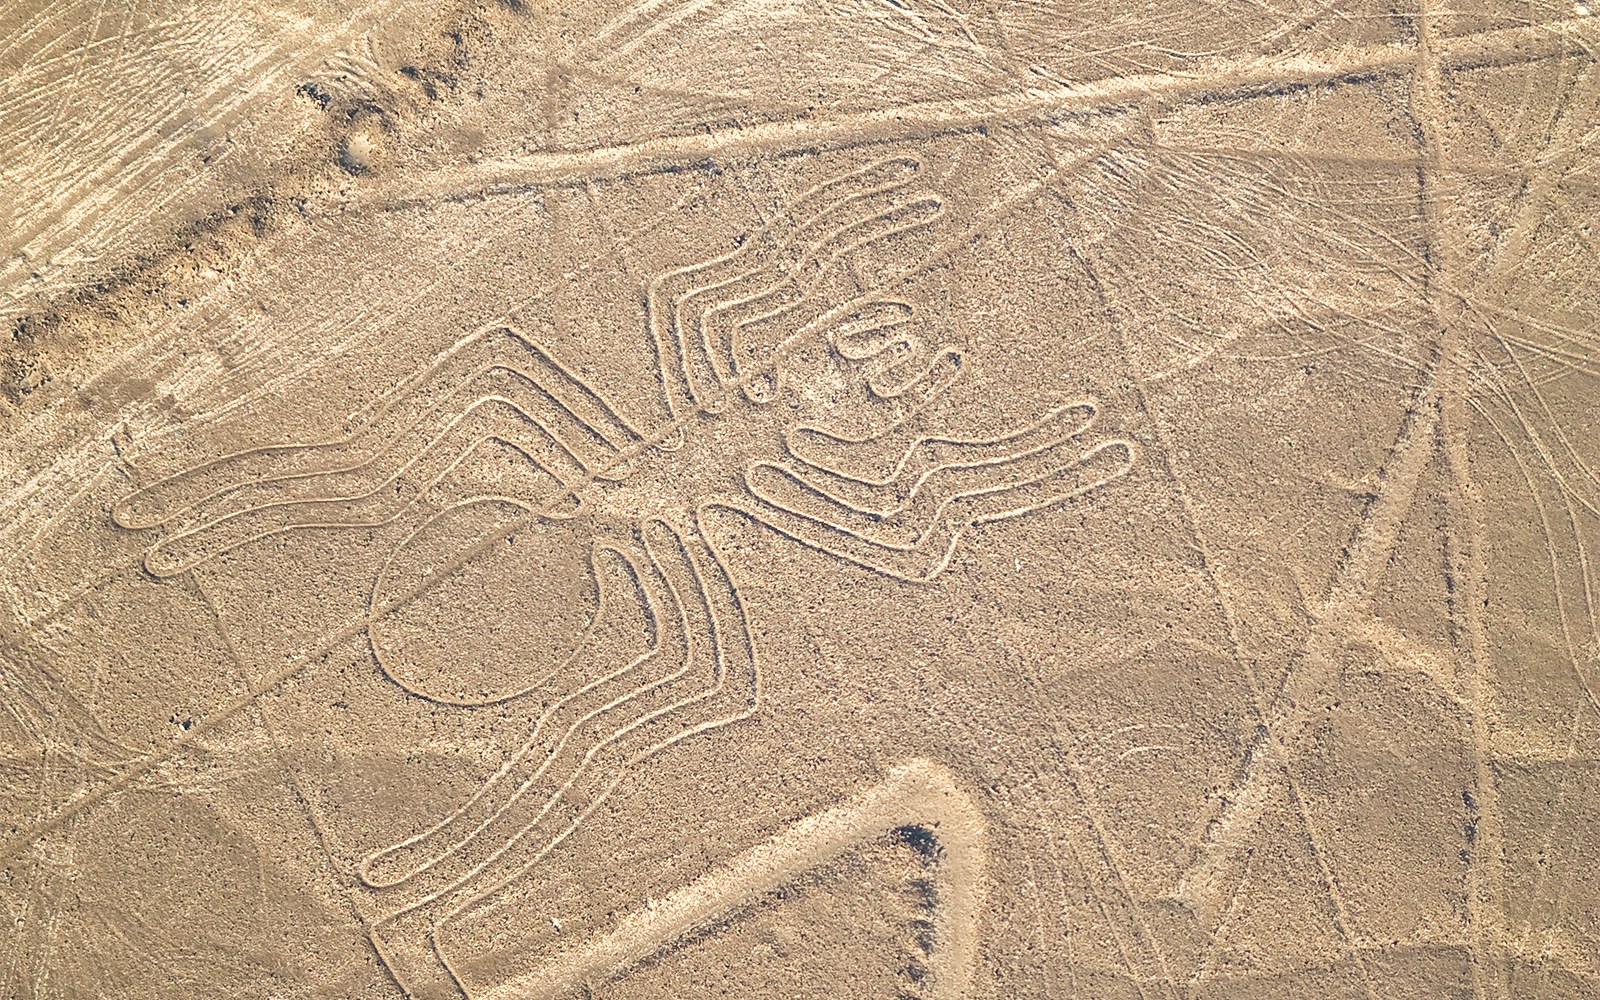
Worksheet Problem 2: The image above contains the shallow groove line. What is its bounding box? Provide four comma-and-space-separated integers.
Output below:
347, 18, 1598, 211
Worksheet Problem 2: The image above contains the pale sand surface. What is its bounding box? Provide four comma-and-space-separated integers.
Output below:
2, 3, 1598, 998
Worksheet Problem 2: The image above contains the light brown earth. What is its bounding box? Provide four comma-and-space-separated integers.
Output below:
2, 2, 1598, 998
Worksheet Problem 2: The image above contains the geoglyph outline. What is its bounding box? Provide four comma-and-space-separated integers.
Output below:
102, 155, 1135, 995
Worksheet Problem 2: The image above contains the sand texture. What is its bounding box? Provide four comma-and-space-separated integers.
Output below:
2, 2, 1599, 997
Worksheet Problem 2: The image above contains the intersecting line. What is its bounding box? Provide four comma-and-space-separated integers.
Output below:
4, 13, 1595, 887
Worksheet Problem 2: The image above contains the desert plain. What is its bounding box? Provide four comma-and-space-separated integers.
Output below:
2, 1, 1599, 998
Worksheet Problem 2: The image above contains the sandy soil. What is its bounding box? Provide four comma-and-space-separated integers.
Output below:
2, 2, 1598, 998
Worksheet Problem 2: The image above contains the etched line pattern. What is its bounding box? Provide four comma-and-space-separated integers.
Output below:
347, 17, 1600, 213
646, 155, 944, 416
0, 150, 1068, 870
366, 508, 653, 707
723, 400, 1134, 582
1160, 10, 1600, 964
4, 10, 1588, 996
578, 0, 743, 70
362, 513, 760, 999
113, 326, 646, 578
478, 758, 988, 1000
0, 0, 430, 318
98, 157, 1136, 996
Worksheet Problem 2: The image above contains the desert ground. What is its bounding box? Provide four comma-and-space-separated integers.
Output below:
2, 2, 1598, 997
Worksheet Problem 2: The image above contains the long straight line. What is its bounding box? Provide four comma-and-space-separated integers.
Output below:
5, 13, 1594, 865
348, 17, 1597, 211
0, 140, 1077, 864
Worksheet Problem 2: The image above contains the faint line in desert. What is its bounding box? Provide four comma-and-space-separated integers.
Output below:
346, 18, 1599, 212
1039, 136, 1380, 994
0, 0, 427, 309
1174, 3, 1599, 963
187, 572, 387, 966
0, 144, 1153, 869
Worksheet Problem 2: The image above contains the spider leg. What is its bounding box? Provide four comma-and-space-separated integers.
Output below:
360, 514, 756, 990
693, 194, 944, 403
646, 157, 934, 416
724, 402, 1136, 581
124, 327, 644, 576
137, 394, 583, 577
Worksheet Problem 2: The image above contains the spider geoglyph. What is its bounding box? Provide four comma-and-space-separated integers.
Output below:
111, 156, 1135, 996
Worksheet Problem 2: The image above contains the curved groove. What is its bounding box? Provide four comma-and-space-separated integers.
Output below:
115, 325, 638, 531
476, 758, 988, 1000
361, 515, 758, 911
646, 156, 935, 416
365, 508, 642, 708
140, 395, 588, 577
